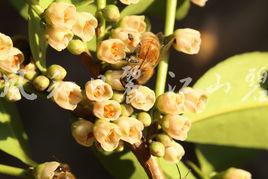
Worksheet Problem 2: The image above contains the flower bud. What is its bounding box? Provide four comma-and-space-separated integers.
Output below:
127, 86, 155, 111
0, 48, 24, 73
156, 92, 184, 115
46, 26, 74, 51
137, 112, 151, 127
52, 81, 83, 111
93, 120, 122, 151
112, 27, 141, 53
67, 39, 87, 55
97, 39, 126, 64
22, 63, 37, 80
120, 15, 146, 33
149, 141, 165, 157
163, 142, 185, 163
173, 28, 201, 55
119, 0, 140, 5
180, 87, 207, 113
45, 2, 76, 29
103, 5, 120, 22
47, 64, 67, 81
35, 162, 75, 179
33, 75, 50, 91
219, 168, 252, 179
155, 134, 173, 147
71, 118, 94, 147
115, 117, 144, 144
161, 114, 191, 141
85, 79, 113, 102
121, 104, 134, 117
93, 100, 121, 121
6, 86, 21, 102
0, 33, 13, 58
112, 92, 125, 103
72, 12, 98, 42
191, 0, 208, 7
104, 70, 125, 91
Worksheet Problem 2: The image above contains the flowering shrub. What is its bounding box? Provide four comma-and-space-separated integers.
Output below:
1, 0, 268, 179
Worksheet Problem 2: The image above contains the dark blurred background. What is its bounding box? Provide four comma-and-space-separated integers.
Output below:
0, 0, 268, 178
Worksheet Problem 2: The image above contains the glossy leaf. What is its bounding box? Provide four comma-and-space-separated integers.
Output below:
0, 99, 35, 166
186, 52, 268, 149
94, 148, 195, 179
121, 0, 155, 17
195, 144, 258, 176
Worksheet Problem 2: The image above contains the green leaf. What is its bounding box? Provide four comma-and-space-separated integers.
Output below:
94, 149, 195, 179
195, 145, 258, 177
28, 8, 48, 73
176, 0, 190, 21
186, 52, 268, 149
0, 99, 35, 166
121, 0, 155, 18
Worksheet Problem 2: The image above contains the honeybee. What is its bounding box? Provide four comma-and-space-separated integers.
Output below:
121, 32, 161, 85
53, 163, 76, 179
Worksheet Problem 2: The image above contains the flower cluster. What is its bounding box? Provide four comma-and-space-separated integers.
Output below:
45, 2, 97, 51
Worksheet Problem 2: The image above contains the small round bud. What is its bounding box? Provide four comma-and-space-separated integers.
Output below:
115, 141, 124, 152
103, 5, 120, 22
150, 141, 165, 157
47, 64, 67, 81
137, 112, 151, 127
67, 39, 87, 55
156, 92, 184, 114
121, 104, 134, 117
163, 142, 185, 163
22, 63, 38, 81
33, 75, 50, 91
160, 114, 191, 141
173, 28, 201, 55
71, 119, 94, 147
215, 168, 252, 179
112, 92, 125, 103
155, 134, 173, 147
6, 86, 21, 102
104, 70, 125, 91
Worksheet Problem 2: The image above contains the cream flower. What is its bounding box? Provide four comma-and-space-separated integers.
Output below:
156, 92, 184, 114
191, 0, 208, 7
6, 86, 21, 102
85, 79, 113, 102
72, 119, 94, 147
93, 100, 121, 121
127, 85, 155, 111
46, 26, 74, 51
52, 81, 83, 111
104, 70, 125, 91
180, 87, 207, 113
115, 117, 144, 144
72, 12, 98, 42
0, 33, 13, 58
45, 2, 76, 29
173, 28, 201, 55
119, 0, 140, 5
93, 120, 121, 151
112, 27, 141, 52
161, 114, 191, 141
223, 168, 252, 179
97, 39, 126, 64
120, 15, 146, 33
163, 142, 185, 163
0, 48, 24, 73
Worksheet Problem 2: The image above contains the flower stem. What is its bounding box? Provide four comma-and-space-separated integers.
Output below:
96, 0, 107, 42
0, 164, 30, 178
155, 0, 178, 97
